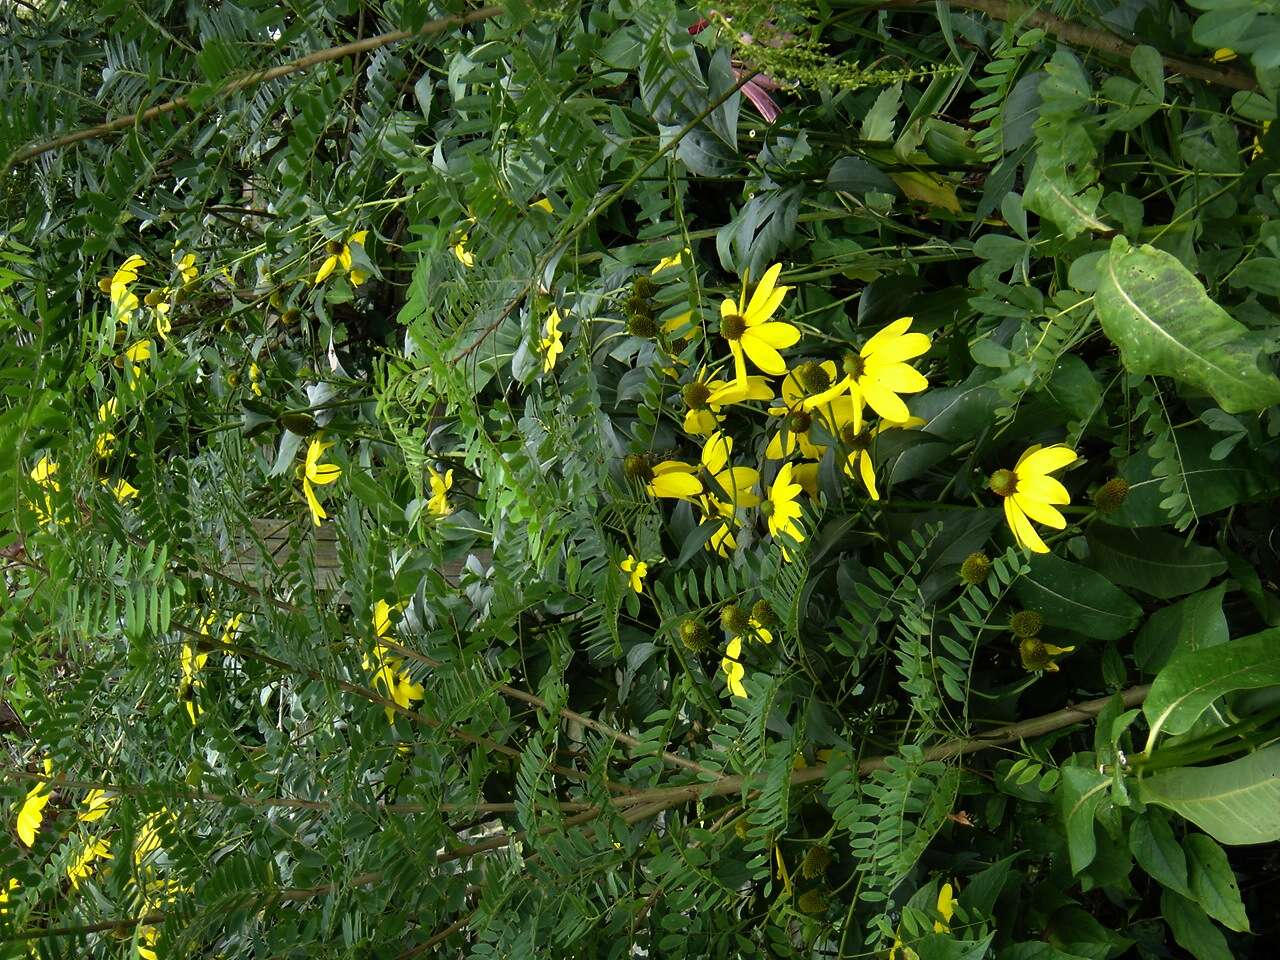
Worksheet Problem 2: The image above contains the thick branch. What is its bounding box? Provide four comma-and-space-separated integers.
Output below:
921, 0, 1255, 91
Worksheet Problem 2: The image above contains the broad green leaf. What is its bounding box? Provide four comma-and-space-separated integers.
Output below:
1134, 586, 1229, 674
1085, 525, 1226, 599
1108, 430, 1279, 528
1013, 553, 1143, 641
1143, 629, 1280, 740
1161, 890, 1233, 960
1000, 943, 1093, 960
1023, 140, 1109, 239
916, 932, 995, 960
1129, 811, 1190, 896
1130, 45, 1164, 99
1060, 764, 1110, 874
1096, 237, 1280, 413
1138, 744, 1280, 845
1185, 833, 1250, 932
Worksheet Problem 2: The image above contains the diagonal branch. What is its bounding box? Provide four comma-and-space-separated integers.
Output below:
900, 0, 1256, 91
3, 7, 503, 170
3, 683, 1148, 945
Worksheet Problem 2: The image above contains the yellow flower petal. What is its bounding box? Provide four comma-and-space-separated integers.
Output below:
740, 331, 787, 376
1012, 492, 1066, 529
1016, 474, 1070, 505
866, 330, 931, 364
303, 477, 327, 526
648, 471, 703, 500
861, 316, 915, 354
701, 431, 732, 474
744, 263, 784, 321
1004, 497, 1047, 553
1016, 445, 1077, 477
859, 378, 912, 423
867, 361, 928, 394
314, 255, 338, 285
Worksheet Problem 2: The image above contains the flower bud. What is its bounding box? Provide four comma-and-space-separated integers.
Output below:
800, 844, 832, 879
750, 600, 778, 629
959, 552, 990, 585
1092, 477, 1130, 513
720, 603, 750, 636
1009, 610, 1043, 639
679, 618, 711, 653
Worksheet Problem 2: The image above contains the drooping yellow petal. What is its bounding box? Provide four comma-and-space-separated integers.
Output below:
765, 428, 796, 460
857, 450, 879, 500
712, 467, 761, 508
740, 331, 787, 376
721, 636, 747, 698
701, 431, 733, 474
1012, 492, 1066, 529
303, 477, 327, 526
1004, 497, 1047, 553
859, 378, 912, 423
314, 255, 339, 285
684, 407, 719, 436
648, 471, 703, 500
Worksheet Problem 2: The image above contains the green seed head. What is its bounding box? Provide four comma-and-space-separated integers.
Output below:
987, 468, 1017, 498
720, 603, 750, 636
627, 313, 659, 339
797, 888, 829, 914
1019, 638, 1052, 672
750, 599, 778, 628
1009, 610, 1043, 639
959, 552, 991, 585
682, 382, 712, 410
1093, 477, 1130, 513
623, 454, 654, 483
841, 350, 865, 379
786, 410, 812, 434
796, 361, 831, 395
679, 618, 711, 653
631, 275, 657, 300
800, 844, 832, 879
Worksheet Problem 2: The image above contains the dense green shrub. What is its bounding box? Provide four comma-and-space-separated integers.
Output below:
2, 1, 1278, 957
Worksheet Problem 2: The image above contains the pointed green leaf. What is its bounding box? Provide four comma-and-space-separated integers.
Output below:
1060, 764, 1110, 874
1086, 525, 1226, 599
1138, 744, 1280, 845
1143, 629, 1280, 740
1013, 553, 1143, 641
1161, 890, 1233, 960
1097, 237, 1280, 413
1185, 834, 1250, 932
1130, 811, 1190, 897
